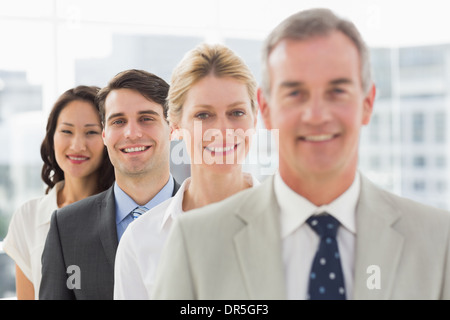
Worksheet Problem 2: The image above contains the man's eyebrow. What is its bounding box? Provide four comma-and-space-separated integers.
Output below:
329, 78, 353, 85
279, 78, 354, 88
106, 112, 124, 122
106, 110, 162, 122
279, 81, 305, 89
139, 110, 161, 117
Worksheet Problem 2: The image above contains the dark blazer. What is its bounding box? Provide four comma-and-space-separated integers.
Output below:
39, 178, 180, 300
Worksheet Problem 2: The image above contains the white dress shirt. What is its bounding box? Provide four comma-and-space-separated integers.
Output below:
114, 173, 260, 299
274, 172, 360, 300
2, 181, 64, 299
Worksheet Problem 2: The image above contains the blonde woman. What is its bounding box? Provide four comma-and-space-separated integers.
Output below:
114, 43, 259, 299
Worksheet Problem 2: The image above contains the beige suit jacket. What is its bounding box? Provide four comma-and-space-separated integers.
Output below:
152, 174, 450, 300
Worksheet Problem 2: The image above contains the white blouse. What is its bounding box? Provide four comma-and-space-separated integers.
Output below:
3, 181, 64, 299
114, 173, 260, 300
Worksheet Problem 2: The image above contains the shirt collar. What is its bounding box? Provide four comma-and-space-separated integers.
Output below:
275, 172, 360, 238
159, 177, 191, 231
159, 172, 261, 231
37, 180, 65, 227
115, 174, 174, 225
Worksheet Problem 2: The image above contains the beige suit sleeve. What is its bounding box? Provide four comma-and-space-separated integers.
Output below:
440, 222, 450, 299
151, 218, 196, 299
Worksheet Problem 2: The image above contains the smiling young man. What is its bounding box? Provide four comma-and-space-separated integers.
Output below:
151, 9, 450, 300
39, 69, 179, 300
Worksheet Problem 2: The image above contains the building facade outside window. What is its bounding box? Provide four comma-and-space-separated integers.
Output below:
1, 0, 450, 299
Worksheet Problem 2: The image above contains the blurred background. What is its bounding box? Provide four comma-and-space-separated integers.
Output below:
1, 0, 450, 298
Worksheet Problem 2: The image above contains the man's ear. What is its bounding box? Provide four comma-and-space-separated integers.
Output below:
253, 105, 258, 128
362, 84, 376, 125
257, 87, 272, 130
102, 127, 107, 146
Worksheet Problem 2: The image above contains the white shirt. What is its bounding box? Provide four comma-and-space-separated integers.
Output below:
2, 181, 64, 299
275, 172, 360, 300
114, 173, 260, 300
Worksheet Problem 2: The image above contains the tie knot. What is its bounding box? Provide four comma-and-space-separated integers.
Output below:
131, 206, 148, 220
306, 214, 340, 238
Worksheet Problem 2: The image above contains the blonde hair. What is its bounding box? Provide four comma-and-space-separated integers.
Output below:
168, 43, 257, 125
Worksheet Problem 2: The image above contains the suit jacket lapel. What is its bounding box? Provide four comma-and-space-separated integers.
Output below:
353, 175, 404, 299
172, 177, 181, 196
97, 186, 119, 268
233, 176, 286, 299
97, 179, 178, 269
225, 173, 405, 300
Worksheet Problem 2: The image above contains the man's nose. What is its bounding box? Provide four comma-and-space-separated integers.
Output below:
124, 121, 143, 139
300, 95, 332, 125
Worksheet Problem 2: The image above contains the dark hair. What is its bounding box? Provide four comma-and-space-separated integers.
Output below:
40, 85, 115, 194
96, 69, 170, 123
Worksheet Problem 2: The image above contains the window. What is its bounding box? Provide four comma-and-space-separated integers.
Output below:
435, 111, 446, 143
437, 181, 447, 193
370, 156, 381, 169
413, 156, 426, 168
368, 114, 380, 143
413, 180, 426, 192
2, 0, 450, 299
412, 113, 425, 143
436, 156, 446, 168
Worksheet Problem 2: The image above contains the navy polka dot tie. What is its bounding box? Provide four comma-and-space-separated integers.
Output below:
306, 213, 346, 300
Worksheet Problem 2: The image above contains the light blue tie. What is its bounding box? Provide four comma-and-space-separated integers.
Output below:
131, 206, 148, 220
